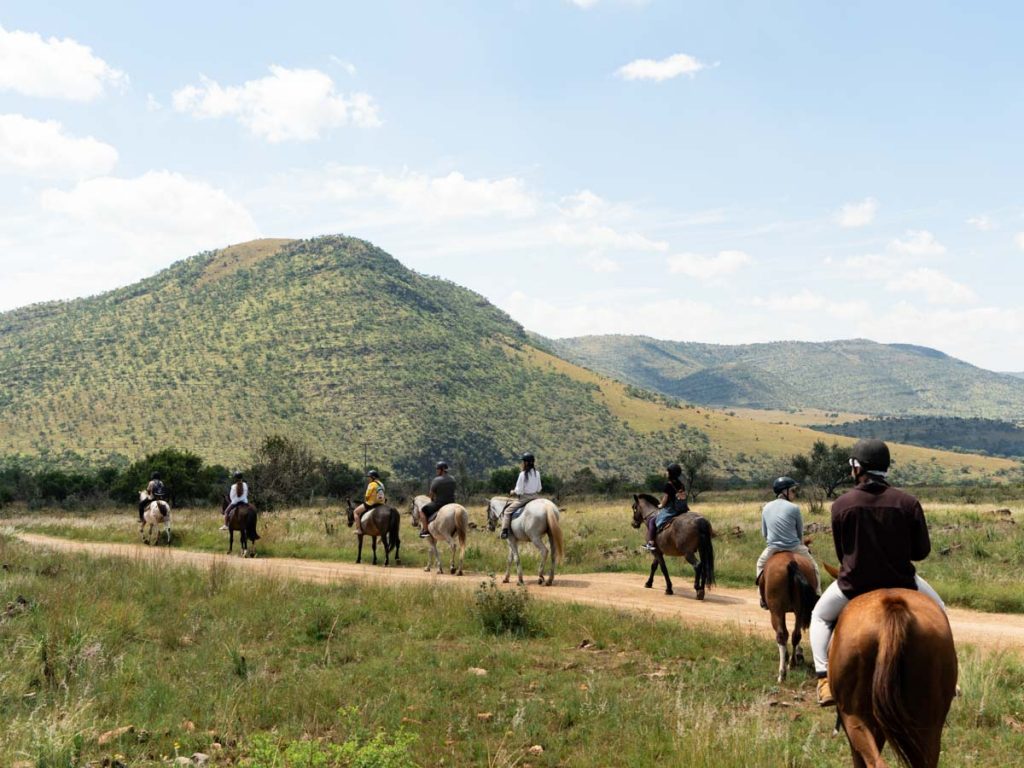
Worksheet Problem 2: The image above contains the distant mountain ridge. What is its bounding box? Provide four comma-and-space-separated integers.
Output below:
546, 335, 1024, 421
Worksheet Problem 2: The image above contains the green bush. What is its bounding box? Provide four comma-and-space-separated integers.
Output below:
473, 576, 534, 637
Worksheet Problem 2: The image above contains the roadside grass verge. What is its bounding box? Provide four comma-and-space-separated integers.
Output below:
1, 534, 1023, 767
5, 496, 1023, 612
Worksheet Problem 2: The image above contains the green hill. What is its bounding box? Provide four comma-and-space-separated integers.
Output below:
0, 237, 705, 478
547, 335, 1024, 420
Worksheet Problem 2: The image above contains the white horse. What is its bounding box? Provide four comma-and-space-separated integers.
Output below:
485, 496, 564, 586
138, 490, 172, 545
409, 495, 469, 575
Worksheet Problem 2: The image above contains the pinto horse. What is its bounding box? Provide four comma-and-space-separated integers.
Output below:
830, 588, 957, 768
345, 498, 401, 566
485, 496, 564, 586
138, 490, 171, 545
631, 493, 715, 599
221, 495, 260, 557
409, 495, 469, 575
763, 551, 818, 682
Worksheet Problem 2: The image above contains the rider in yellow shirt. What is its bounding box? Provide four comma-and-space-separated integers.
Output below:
352, 470, 386, 535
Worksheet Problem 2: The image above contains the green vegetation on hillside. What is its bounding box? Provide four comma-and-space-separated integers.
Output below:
814, 416, 1024, 459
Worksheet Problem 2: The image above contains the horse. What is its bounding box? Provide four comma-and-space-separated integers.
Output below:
829, 588, 957, 768
345, 498, 401, 566
221, 495, 260, 558
409, 495, 469, 575
485, 496, 564, 586
138, 490, 171, 545
763, 551, 818, 682
631, 493, 715, 599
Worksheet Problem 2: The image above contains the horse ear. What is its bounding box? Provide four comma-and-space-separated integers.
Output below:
633, 494, 639, 502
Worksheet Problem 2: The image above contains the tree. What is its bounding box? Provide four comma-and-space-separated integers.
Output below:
249, 435, 321, 510
790, 440, 852, 513
677, 445, 714, 501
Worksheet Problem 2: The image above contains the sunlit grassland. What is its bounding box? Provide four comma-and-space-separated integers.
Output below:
1, 534, 1022, 767
6, 495, 1024, 613
518, 344, 1018, 481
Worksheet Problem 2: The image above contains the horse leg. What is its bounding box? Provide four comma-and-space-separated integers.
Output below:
356, 534, 363, 564
686, 552, 703, 600
659, 554, 673, 596
531, 535, 548, 585
840, 714, 886, 768
433, 540, 443, 574
382, 533, 390, 567
770, 610, 790, 683
371, 535, 378, 566
791, 624, 804, 670
511, 538, 525, 585
645, 558, 658, 589
503, 542, 513, 584
227, 528, 234, 554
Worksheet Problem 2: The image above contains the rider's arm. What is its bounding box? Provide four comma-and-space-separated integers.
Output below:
512, 471, 526, 496
909, 501, 931, 561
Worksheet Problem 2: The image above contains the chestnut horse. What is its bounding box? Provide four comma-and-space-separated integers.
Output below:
763, 551, 818, 682
830, 588, 957, 768
345, 498, 401, 566
631, 494, 715, 599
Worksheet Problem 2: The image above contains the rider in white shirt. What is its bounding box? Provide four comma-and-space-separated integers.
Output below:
500, 453, 542, 539
220, 471, 249, 530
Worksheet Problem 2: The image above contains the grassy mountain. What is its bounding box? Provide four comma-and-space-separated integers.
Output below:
0, 236, 1016, 483
813, 417, 1024, 460
546, 335, 1024, 420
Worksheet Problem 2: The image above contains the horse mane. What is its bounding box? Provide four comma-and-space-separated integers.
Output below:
637, 492, 660, 507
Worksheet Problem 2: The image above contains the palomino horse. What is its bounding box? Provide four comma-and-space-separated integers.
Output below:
409, 495, 469, 575
829, 588, 957, 768
485, 496, 564, 586
138, 490, 171, 545
345, 498, 401, 566
763, 551, 818, 682
221, 495, 260, 557
631, 493, 715, 599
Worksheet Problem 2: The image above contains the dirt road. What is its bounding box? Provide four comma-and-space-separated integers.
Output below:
16, 532, 1024, 653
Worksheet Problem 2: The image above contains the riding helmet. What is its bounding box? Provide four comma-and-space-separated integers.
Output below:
850, 439, 891, 472
772, 476, 799, 495
520, 452, 535, 463
666, 462, 682, 479
232, 471, 243, 480
151, 471, 161, 480
367, 469, 380, 479
436, 461, 449, 470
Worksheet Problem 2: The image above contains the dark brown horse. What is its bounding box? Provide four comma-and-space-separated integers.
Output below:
221, 495, 260, 558
345, 498, 401, 566
631, 494, 715, 599
763, 551, 818, 682
829, 588, 957, 768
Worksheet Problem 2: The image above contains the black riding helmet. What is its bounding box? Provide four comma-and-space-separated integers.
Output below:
666, 462, 682, 480
850, 439, 891, 473
151, 471, 161, 480
367, 469, 380, 479
772, 476, 799, 496
436, 461, 449, 470
520, 452, 535, 463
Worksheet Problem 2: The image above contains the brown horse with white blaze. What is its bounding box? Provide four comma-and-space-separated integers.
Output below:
829, 588, 957, 768
763, 551, 818, 682
631, 493, 715, 599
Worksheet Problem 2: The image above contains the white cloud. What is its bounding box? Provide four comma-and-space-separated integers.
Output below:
616, 53, 708, 82
329, 55, 357, 76
567, 0, 600, 7
834, 197, 877, 228
172, 65, 380, 142
0, 114, 117, 178
967, 214, 994, 231
322, 166, 537, 219
1015, 232, 1024, 251
667, 250, 751, 279
558, 189, 608, 219
889, 229, 946, 257
0, 24, 127, 101
751, 290, 866, 320
550, 222, 667, 252
842, 253, 889, 270
885, 268, 977, 305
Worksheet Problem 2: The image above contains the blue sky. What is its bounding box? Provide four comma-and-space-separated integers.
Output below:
2, 1, 1022, 370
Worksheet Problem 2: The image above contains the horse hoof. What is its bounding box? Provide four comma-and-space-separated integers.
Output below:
457, 570, 463, 576
665, 587, 673, 596
423, 567, 431, 573
450, 567, 456, 574
644, 582, 653, 589
538, 577, 545, 585
502, 577, 510, 584
695, 589, 705, 601
544, 580, 553, 587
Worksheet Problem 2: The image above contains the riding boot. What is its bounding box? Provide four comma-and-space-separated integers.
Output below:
816, 677, 835, 707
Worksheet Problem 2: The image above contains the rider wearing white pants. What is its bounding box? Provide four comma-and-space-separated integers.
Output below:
501, 452, 542, 539
810, 439, 947, 707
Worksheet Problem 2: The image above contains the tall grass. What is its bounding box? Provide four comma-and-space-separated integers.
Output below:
1, 533, 1022, 766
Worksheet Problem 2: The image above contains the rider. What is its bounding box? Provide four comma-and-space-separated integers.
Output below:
643, 462, 688, 553
810, 439, 946, 707
755, 477, 820, 609
418, 461, 457, 538
220, 471, 248, 530
500, 453, 542, 539
139, 471, 167, 528
352, 469, 386, 535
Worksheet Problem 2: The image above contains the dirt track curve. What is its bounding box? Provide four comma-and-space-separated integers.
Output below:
15, 533, 1024, 654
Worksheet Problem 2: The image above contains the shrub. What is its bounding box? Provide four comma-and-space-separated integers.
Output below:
473, 576, 534, 637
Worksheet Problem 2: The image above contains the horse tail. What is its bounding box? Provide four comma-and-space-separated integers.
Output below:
546, 504, 564, 565
390, 506, 401, 546
455, 507, 468, 547
873, 594, 921, 767
246, 506, 260, 541
787, 560, 817, 630
696, 516, 715, 587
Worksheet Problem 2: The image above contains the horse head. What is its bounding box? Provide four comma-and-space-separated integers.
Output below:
485, 497, 505, 531
631, 493, 659, 529
408, 496, 426, 529
344, 498, 355, 527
